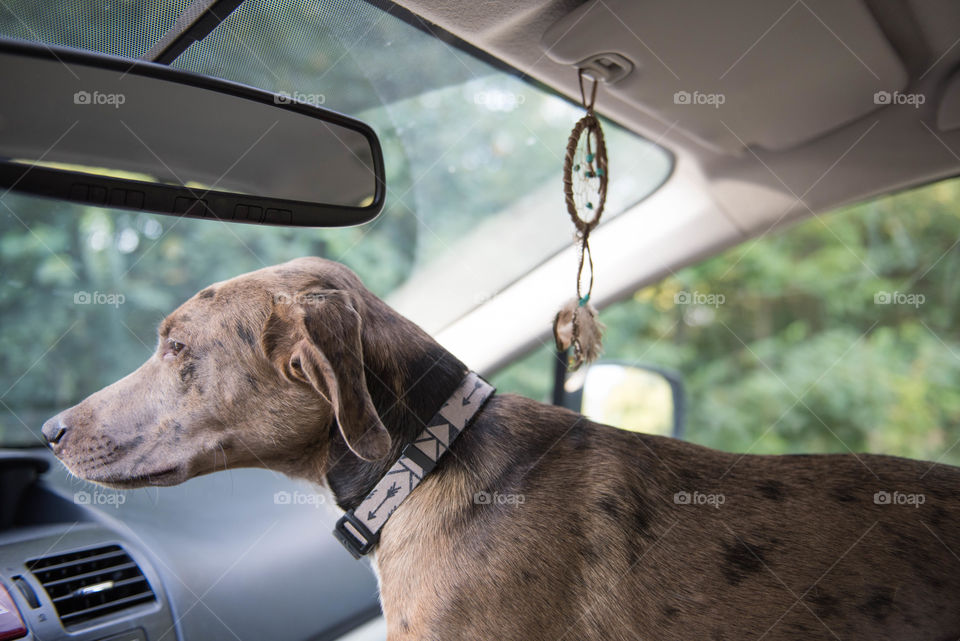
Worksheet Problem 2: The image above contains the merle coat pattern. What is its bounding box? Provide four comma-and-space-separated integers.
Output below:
43, 257, 960, 641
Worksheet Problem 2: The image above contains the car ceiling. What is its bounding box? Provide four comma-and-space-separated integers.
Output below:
394, 0, 960, 231
385, 0, 960, 373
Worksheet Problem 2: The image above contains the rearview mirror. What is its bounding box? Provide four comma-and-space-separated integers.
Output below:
564, 362, 686, 438
0, 39, 384, 227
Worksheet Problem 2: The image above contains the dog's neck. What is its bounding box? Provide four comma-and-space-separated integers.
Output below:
322, 298, 469, 511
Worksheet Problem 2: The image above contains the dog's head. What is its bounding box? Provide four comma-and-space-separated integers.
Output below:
42, 257, 394, 488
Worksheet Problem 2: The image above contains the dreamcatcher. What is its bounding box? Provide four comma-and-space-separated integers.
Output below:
553, 70, 608, 370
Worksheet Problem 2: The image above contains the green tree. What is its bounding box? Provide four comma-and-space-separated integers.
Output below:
495, 178, 960, 466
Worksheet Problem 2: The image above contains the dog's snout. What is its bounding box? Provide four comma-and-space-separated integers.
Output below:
41, 415, 69, 447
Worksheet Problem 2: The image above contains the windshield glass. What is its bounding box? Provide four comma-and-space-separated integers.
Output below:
0, 0, 672, 446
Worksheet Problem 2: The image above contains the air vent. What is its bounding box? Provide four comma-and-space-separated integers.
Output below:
27, 544, 156, 627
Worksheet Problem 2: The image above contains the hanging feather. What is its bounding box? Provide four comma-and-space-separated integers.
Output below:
553, 297, 605, 370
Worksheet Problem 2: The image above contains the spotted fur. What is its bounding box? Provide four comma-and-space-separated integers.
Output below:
43, 257, 960, 641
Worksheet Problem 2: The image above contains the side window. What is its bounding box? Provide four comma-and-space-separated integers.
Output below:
494, 177, 960, 465
490, 342, 557, 403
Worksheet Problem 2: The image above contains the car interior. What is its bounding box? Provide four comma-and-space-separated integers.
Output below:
1, 1, 959, 640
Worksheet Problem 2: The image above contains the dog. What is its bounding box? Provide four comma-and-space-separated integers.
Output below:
43, 257, 960, 640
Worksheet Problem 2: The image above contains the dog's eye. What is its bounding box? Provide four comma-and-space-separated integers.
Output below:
163, 339, 186, 360
288, 357, 306, 380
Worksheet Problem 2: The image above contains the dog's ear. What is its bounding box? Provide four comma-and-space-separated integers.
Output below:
263, 290, 391, 461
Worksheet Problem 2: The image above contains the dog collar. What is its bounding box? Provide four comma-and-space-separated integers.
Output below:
333, 371, 495, 559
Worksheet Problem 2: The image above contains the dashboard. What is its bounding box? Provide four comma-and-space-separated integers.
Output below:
0, 449, 382, 641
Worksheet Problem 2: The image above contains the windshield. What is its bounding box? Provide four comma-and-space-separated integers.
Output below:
0, 0, 672, 446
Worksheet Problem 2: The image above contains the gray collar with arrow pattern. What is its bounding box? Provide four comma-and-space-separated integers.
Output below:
333, 371, 495, 558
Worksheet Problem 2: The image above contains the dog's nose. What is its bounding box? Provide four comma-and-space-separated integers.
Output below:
41, 416, 69, 447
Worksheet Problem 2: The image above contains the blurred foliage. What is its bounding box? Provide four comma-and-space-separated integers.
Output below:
494, 178, 960, 465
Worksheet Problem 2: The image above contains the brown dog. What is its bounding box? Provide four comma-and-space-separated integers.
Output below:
43, 257, 960, 640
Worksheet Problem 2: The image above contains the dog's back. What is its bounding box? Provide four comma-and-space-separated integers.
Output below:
622, 435, 960, 640
42, 257, 957, 641
379, 393, 960, 641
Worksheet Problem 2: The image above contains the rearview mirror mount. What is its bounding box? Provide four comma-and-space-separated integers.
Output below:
0, 39, 385, 227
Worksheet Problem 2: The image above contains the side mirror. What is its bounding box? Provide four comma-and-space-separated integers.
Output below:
562, 361, 686, 438
0, 39, 384, 227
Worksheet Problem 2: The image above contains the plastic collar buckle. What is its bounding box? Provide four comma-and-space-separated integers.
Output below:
333, 512, 379, 560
